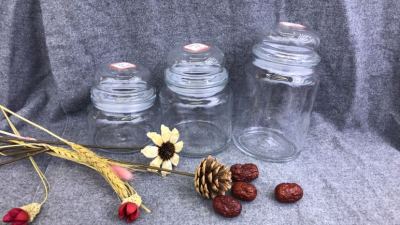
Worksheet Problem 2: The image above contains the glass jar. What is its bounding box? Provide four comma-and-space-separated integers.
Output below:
234, 22, 321, 162
89, 62, 159, 153
160, 43, 232, 158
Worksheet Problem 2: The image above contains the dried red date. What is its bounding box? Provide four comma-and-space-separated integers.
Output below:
230, 163, 259, 182
275, 183, 303, 203
231, 182, 257, 201
212, 195, 242, 218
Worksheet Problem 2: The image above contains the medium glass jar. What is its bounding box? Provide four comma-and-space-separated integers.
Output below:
89, 62, 159, 153
234, 22, 321, 162
160, 43, 232, 157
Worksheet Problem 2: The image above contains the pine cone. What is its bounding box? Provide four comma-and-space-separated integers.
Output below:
194, 156, 232, 199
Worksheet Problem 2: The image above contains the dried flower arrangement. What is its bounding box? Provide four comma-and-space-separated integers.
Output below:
0, 104, 234, 223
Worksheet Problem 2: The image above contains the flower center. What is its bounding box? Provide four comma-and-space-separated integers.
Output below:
158, 142, 175, 160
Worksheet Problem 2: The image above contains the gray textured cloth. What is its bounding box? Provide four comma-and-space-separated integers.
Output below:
1, 0, 400, 224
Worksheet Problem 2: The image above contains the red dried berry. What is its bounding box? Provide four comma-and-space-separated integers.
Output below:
232, 182, 257, 201
230, 163, 259, 182
213, 195, 242, 218
275, 183, 303, 203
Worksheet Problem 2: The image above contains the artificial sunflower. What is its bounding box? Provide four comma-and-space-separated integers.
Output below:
141, 125, 184, 176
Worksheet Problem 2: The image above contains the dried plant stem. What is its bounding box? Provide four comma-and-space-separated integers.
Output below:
0, 136, 141, 152
116, 161, 195, 177
0, 144, 22, 150
1, 108, 50, 206
2, 149, 44, 156
0, 148, 49, 167
1, 146, 196, 177
0, 104, 150, 212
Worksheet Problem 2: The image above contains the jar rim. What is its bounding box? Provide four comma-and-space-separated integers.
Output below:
165, 68, 228, 97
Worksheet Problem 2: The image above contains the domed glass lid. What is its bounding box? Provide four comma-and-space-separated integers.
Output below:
91, 62, 155, 113
165, 43, 228, 96
253, 22, 321, 66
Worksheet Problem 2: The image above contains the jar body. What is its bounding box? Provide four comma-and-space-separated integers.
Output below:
160, 86, 232, 157
233, 61, 319, 162
88, 104, 160, 153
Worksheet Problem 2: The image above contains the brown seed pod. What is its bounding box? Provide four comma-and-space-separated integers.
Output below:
194, 156, 232, 199
231, 182, 257, 201
213, 195, 242, 218
275, 183, 303, 203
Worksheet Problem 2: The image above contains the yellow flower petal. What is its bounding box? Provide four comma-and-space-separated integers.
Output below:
141, 146, 159, 158
174, 141, 184, 153
161, 160, 172, 176
170, 153, 180, 166
161, 124, 171, 143
148, 156, 163, 173
147, 132, 163, 146
150, 156, 163, 167
169, 128, 180, 144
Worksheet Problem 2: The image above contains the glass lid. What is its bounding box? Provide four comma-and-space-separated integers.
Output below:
165, 43, 228, 97
253, 22, 321, 67
91, 62, 155, 113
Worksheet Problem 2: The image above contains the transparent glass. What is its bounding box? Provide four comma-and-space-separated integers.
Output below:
88, 105, 159, 153
89, 62, 159, 153
234, 22, 321, 162
160, 43, 232, 158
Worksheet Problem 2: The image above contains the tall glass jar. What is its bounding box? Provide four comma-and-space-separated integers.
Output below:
160, 43, 232, 158
89, 62, 159, 153
234, 22, 321, 162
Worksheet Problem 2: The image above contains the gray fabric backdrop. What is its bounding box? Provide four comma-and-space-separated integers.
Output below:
1, 0, 400, 224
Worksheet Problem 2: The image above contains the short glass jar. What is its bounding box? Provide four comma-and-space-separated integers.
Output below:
89, 62, 159, 153
160, 43, 232, 157
234, 22, 321, 162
